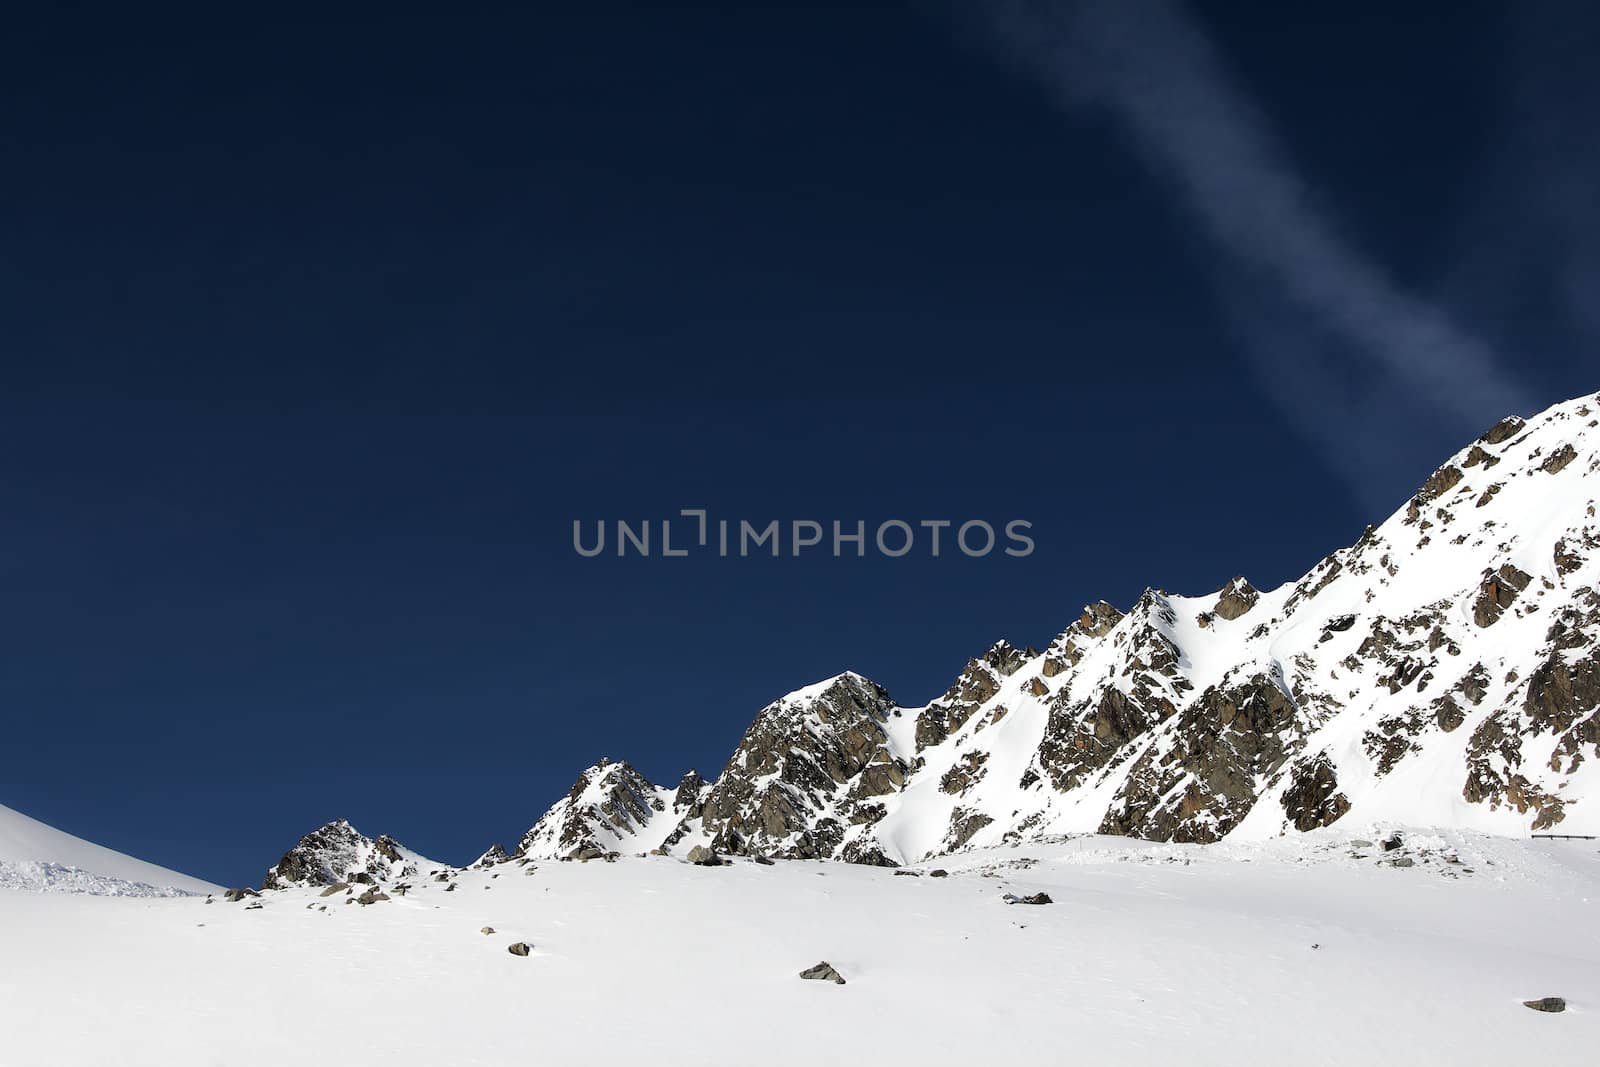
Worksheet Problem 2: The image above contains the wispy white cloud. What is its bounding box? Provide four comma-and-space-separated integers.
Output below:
983, 0, 1534, 501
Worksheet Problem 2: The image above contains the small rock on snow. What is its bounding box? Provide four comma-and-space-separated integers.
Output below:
1523, 997, 1566, 1013
799, 962, 846, 985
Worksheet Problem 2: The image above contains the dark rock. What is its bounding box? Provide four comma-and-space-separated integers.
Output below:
1523, 997, 1566, 1013
1003, 892, 1053, 905
1381, 833, 1404, 852
1473, 564, 1532, 628
1479, 416, 1525, 444
673, 770, 708, 813
683, 673, 902, 860
1280, 755, 1352, 831
474, 844, 509, 868
1406, 465, 1464, 523
687, 845, 722, 866
915, 643, 1028, 750
1213, 577, 1259, 621
1100, 674, 1297, 842
799, 961, 846, 985
928, 869, 949, 878
507, 942, 532, 957
941, 808, 994, 851
1541, 443, 1577, 475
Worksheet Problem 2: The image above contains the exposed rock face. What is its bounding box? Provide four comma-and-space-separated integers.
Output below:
1473, 564, 1532, 627
691, 672, 908, 859
916, 642, 1028, 750
263, 820, 426, 890
1032, 592, 1187, 799
506, 391, 1600, 864
1101, 676, 1298, 842
1480, 415, 1525, 445
673, 771, 707, 813
1212, 577, 1259, 621
1279, 755, 1352, 832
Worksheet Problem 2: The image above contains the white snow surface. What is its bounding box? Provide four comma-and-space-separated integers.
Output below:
0, 802, 216, 897
2, 832, 1595, 1065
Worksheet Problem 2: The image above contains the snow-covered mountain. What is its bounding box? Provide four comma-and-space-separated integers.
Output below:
0, 802, 216, 896
512, 757, 700, 860
509, 391, 1600, 864
262, 818, 440, 891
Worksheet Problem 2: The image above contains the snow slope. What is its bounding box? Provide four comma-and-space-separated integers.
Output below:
0, 802, 216, 896
2, 834, 1595, 1065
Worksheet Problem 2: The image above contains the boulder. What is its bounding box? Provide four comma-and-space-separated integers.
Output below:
1523, 997, 1566, 1013
507, 942, 532, 957
687, 845, 722, 867
1002, 892, 1053, 905
799, 961, 846, 985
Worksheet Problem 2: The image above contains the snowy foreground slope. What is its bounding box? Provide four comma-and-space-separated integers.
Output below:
3, 834, 1596, 1066
498, 391, 1600, 865
0, 802, 216, 896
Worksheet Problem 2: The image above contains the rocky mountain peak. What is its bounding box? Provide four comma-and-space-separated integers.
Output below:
516, 758, 670, 861
686, 672, 906, 863
1076, 600, 1125, 638
262, 819, 427, 890
672, 770, 708, 813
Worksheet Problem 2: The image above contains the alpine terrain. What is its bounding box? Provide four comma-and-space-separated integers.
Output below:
4, 392, 1600, 1066
489, 389, 1600, 865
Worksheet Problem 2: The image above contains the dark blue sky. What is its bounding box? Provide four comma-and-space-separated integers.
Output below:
2, 1, 1592, 886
